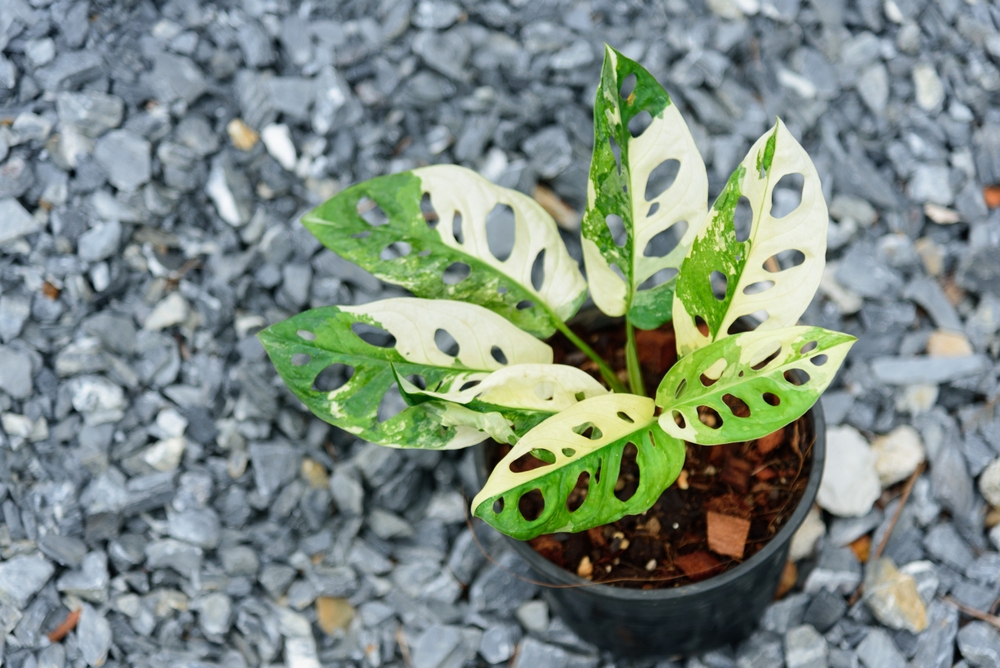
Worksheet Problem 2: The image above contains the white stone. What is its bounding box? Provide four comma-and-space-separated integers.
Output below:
143, 437, 187, 472
206, 160, 244, 227
817, 426, 882, 517
144, 292, 189, 331
820, 264, 863, 314
895, 384, 938, 415
913, 63, 944, 112
261, 123, 297, 171
68, 375, 127, 425
156, 407, 188, 438
872, 425, 926, 487
790, 505, 826, 561
0, 198, 41, 245
979, 458, 1000, 508
990, 524, 1000, 552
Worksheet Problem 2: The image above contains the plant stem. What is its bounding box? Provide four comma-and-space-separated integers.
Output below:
553, 319, 627, 393
625, 320, 646, 397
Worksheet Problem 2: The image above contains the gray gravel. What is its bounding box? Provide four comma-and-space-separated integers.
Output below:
2, 0, 1000, 666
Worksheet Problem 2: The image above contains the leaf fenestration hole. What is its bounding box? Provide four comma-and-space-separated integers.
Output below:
722, 394, 751, 418
434, 329, 459, 356
562, 447, 576, 458
672, 410, 686, 428
643, 221, 688, 258
452, 211, 464, 244
379, 241, 412, 260
291, 353, 311, 366
407, 374, 427, 390
727, 310, 770, 336
694, 315, 709, 336
619, 72, 637, 99
810, 354, 829, 366
617, 411, 635, 424
701, 358, 727, 386
421, 192, 438, 228
574, 391, 586, 402
509, 451, 553, 472
784, 369, 810, 385
313, 364, 353, 392
609, 135, 622, 175
647, 202, 660, 217
605, 213, 627, 247
516, 300, 534, 310
800, 341, 818, 354
710, 270, 728, 301
770, 173, 804, 219
698, 406, 723, 429
442, 261, 470, 285
675, 378, 687, 399
567, 471, 590, 512
734, 196, 752, 242
614, 443, 639, 501
356, 196, 389, 226
763, 392, 780, 406
493, 498, 504, 514
530, 249, 546, 292
750, 344, 782, 370
377, 384, 406, 422
519, 489, 545, 521
638, 268, 679, 290
743, 280, 775, 295
764, 249, 806, 272
486, 203, 516, 262
297, 330, 317, 341
351, 322, 396, 348
459, 380, 480, 391
628, 110, 653, 138
572, 422, 603, 440
645, 159, 681, 201
491, 346, 507, 365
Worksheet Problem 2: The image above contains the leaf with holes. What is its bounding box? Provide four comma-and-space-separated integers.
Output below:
655, 326, 855, 445
472, 394, 686, 540
673, 119, 828, 356
581, 45, 708, 330
258, 298, 551, 450
302, 165, 587, 338
396, 363, 609, 441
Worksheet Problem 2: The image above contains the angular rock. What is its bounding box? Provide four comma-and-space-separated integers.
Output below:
0, 198, 41, 245
93, 130, 151, 192
784, 624, 828, 668
0, 555, 54, 608
804, 546, 862, 595
871, 355, 989, 385
911, 600, 958, 668
817, 426, 881, 517
0, 346, 33, 399
863, 557, 928, 633
77, 604, 112, 667
56, 551, 109, 603
957, 621, 1000, 668
57, 91, 124, 137
857, 628, 906, 668
77, 219, 122, 262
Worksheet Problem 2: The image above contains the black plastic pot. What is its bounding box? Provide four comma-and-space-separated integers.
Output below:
473, 402, 826, 660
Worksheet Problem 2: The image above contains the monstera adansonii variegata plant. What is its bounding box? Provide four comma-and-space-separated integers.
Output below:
260, 46, 855, 541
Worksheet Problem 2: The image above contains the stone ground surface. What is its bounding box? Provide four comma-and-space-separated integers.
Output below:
2, 0, 1000, 666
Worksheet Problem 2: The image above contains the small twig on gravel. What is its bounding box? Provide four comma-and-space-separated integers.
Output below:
396, 626, 414, 668
944, 596, 1000, 631
848, 462, 926, 605
47, 608, 81, 642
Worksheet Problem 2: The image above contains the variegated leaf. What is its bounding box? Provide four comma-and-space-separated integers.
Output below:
303, 165, 587, 338
673, 119, 828, 356
395, 363, 608, 444
258, 298, 551, 450
472, 394, 686, 540
582, 45, 708, 329
656, 326, 855, 445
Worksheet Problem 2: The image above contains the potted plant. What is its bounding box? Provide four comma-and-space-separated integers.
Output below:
259, 45, 855, 659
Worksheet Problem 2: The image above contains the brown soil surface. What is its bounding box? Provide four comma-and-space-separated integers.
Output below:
485, 316, 814, 589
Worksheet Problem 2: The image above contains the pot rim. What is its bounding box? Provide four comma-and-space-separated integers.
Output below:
474, 400, 827, 601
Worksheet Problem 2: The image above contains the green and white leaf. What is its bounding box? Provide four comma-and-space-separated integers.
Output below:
673, 119, 828, 356
258, 298, 551, 450
303, 164, 587, 338
472, 394, 686, 540
582, 45, 708, 329
395, 363, 609, 444
656, 326, 855, 445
